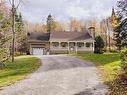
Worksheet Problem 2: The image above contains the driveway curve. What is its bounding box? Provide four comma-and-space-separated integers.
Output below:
0, 55, 108, 95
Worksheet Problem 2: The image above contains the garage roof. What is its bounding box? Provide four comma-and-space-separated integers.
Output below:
28, 32, 50, 41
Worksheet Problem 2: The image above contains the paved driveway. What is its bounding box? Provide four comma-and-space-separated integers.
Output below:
0, 55, 108, 95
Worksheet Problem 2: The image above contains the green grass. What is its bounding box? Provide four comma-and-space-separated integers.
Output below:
75, 53, 121, 81
0, 56, 40, 88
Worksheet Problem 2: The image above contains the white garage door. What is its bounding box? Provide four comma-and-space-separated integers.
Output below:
32, 48, 44, 55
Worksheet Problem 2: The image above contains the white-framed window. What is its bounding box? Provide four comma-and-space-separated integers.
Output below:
61, 42, 68, 48
52, 42, 59, 48
86, 42, 93, 48
77, 42, 84, 48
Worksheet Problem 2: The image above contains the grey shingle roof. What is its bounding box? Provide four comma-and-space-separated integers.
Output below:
50, 31, 93, 41
28, 32, 50, 41
28, 31, 93, 42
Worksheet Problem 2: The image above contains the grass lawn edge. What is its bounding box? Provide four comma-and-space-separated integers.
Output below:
71, 53, 127, 95
0, 56, 42, 89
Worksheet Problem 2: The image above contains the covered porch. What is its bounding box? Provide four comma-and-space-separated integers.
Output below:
50, 41, 94, 54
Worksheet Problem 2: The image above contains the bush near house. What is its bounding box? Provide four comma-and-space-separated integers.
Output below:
0, 56, 41, 88
94, 36, 105, 54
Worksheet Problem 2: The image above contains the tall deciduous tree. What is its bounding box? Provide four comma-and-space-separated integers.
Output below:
70, 18, 81, 32
0, 2, 11, 63
9, 0, 23, 62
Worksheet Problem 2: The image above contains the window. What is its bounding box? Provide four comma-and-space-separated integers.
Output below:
77, 42, 84, 48
52, 42, 59, 48
61, 42, 68, 48
86, 43, 91, 48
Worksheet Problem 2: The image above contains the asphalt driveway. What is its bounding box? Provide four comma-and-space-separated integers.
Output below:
0, 55, 108, 95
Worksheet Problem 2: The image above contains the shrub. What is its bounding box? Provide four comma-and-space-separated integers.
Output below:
94, 36, 105, 54
120, 48, 127, 73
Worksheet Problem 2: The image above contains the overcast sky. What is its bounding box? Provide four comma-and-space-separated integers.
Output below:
15, 0, 117, 23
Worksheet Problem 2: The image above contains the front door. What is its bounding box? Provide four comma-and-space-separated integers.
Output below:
69, 42, 76, 53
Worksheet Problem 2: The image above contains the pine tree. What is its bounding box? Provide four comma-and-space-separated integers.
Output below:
47, 14, 53, 32
113, 0, 127, 50
94, 36, 105, 54
17, 36, 29, 54
15, 12, 27, 54
16, 12, 24, 33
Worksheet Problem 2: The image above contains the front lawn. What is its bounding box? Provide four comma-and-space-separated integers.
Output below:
74, 53, 127, 95
0, 56, 41, 88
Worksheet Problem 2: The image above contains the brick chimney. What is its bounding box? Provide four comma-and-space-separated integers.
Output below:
88, 27, 95, 39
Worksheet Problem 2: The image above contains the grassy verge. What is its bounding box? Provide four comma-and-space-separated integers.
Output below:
0, 56, 41, 88
73, 53, 127, 95
74, 53, 121, 81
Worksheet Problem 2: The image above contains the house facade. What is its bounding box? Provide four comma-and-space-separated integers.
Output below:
28, 30, 95, 55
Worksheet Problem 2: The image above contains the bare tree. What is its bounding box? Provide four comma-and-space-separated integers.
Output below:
9, 0, 22, 62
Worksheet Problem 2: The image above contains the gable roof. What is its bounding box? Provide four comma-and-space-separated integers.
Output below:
28, 31, 93, 42
50, 31, 93, 42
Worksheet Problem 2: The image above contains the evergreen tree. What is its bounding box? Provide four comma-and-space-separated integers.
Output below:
17, 36, 29, 54
94, 36, 105, 54
113, 0, 127, 50
16, 12, 24, 33
47, 14, 53, 32
15, 12, 27, 54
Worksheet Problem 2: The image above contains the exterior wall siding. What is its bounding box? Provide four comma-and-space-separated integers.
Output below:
50, 50, 69, 54
29, 41, 95, 55
77, 51, 94, 54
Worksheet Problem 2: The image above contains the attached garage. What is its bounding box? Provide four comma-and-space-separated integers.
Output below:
32, 48, 44, 55
28, 32, 50, 55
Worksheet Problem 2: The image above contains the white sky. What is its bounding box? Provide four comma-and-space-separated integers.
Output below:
8, 0, 117, 23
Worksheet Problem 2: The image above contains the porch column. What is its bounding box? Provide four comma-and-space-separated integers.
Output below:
84, 42, 86, 48
92, 42, 95, 52
68, 42, 70, 54
59, 42, 61, 49
75, 42, 78, 54
50, 42, 52, 49
30, 44, 32, 55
